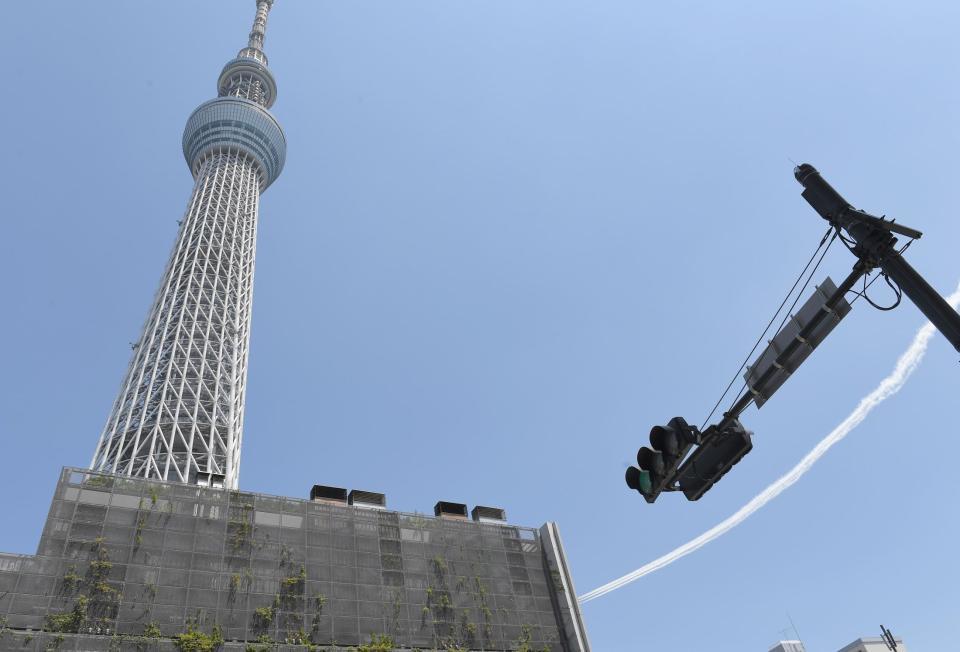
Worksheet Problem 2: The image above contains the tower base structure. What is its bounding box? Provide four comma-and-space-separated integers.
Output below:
0, 469, 589, 651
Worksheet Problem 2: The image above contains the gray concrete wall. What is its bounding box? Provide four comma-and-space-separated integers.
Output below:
0, 468, 590, 651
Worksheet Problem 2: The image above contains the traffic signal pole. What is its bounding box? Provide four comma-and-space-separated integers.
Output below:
684, 165, 960, 492
652, 261, 871, 502
877, 253, 960, 351
691, 165, 960, 487
626, 164, 960, 504
632, 264, 869, 501
794, 164, 960, 354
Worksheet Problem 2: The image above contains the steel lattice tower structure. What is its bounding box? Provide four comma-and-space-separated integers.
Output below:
90, 0, 286, 490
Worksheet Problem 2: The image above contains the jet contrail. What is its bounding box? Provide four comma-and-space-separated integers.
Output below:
579, 281, 960, 604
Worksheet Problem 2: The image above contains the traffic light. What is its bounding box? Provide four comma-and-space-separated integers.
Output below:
625, 417, 700, 503
676, 419, 753, 501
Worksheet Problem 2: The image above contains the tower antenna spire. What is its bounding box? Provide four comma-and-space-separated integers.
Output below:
243, 0, 275, 59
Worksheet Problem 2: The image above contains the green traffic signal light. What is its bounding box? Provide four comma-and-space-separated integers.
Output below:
625, 466, 653, 495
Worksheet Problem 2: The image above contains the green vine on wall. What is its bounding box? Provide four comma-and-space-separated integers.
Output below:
308, 592, 327, 643
44, 596, 87, 633
251, 593, 279, 637
431, 556, 448, 577
46, 537, 118, 634
228, 503, 255, 551
60, 566, 82, 594
355, 633, 395, 651
172, 622, 224, 652
83, 475, 114, 489
228, 570, 253, 606
473, 576, 493, 641
512, 623, 553, 652
274, 545, 308, 640
134, 488, 163, 549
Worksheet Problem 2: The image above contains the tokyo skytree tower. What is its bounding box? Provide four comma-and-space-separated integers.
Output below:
90, 1, 286, 490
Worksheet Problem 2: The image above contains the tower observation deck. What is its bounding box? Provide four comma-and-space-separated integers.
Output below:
90, 0, 286, 490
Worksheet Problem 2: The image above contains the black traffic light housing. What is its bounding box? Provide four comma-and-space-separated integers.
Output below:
676, 419, 753, 501
625, 417, 700, 503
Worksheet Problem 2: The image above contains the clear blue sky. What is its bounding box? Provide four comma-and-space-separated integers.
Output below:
2, 1, 959, 650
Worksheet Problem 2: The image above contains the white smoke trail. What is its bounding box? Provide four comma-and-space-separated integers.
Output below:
579, 281, 960, 604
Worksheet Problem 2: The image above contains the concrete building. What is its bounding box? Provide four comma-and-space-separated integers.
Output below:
0, 469, 589, 650
769, 641, 806, 652
837, 636, 907, 652
769, 635, 909, 652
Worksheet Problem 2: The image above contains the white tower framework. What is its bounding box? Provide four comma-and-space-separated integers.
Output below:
91, 1, 286, 490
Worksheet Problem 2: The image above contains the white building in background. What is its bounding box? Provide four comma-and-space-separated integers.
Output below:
769, 641, 806, 652
837, 636, 907, 652
769, 635, 908, 652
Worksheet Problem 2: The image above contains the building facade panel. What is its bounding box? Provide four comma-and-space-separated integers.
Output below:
0, 469, 588, 651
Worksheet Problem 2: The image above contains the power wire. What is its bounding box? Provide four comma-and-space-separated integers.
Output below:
699, 227, 835, 430
723, 227, 838, 414
862, 273, 903, 311
723, 235, 914, 417
774, 230, 838, 337
847, 239, 913, 309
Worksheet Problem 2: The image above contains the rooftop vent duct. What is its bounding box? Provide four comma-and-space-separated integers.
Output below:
196, 472, 225, 488
471, 506, 506, 523
349, 489, 386, 510
310, 484, 347, 505
435, 501, 468, 520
